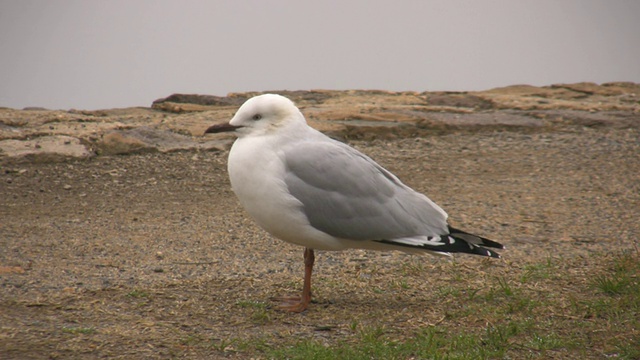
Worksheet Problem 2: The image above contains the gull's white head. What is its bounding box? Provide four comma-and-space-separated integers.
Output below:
205, 94, 306, 137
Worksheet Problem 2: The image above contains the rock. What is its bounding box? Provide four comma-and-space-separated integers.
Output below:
228, 90, 337, 105
424, 92, 494, 110
475, 83, 640, 111
152, 91, 338, 113
151, 102, 212, 113
152, 94, 246, 113
602, 81, 640, 93
0, 135, 94, 163
153, 93, 246, 107
550, 82, 626, 96
99, 131, 156, 155
98, 126, 230, 155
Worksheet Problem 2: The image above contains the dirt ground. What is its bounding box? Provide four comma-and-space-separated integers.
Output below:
1, 123, 639, 358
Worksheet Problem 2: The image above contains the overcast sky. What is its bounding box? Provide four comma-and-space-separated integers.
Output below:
1, 0, 638, 110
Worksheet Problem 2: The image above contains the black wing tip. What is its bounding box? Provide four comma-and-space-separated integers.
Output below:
483, 239, 506, 250
442, 226, 504, 258
481, 247, 502, 259
458, 238, 502, 259
448, 226, 505, 250
375, 234, 504, 259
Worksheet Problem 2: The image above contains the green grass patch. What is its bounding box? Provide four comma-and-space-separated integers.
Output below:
151, 251, 638, 359
62, 326, 96, 335
240, 250, 640, 359
126, 289, 150, 298
592, 252, 639, 296
235, 300, 271, 324
267, 324, 523, 360
235, 300, 267, 309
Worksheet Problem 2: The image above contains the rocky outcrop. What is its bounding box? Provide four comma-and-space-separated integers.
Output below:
98, 126, 230, 155
1, 83, 638, 163
0, 135, 93, 162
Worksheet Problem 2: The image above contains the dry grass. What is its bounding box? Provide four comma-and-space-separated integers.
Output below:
1, 125, 639, 359
2, 250, 638, 359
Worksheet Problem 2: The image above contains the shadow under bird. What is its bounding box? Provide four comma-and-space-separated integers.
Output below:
205, 94, 504, 312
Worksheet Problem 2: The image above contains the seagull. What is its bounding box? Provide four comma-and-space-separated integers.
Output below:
205, 94, 504, 312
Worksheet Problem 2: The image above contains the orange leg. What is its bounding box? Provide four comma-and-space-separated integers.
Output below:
272, 247, 315, 312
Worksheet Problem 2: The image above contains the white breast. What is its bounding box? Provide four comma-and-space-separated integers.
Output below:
227, 135, 345, 250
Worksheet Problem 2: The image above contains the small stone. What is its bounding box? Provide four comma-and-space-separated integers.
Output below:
63, 184, 72, 190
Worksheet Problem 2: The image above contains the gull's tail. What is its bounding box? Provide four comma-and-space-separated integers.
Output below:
374, 226, 504, 258
446, 226, 504, 258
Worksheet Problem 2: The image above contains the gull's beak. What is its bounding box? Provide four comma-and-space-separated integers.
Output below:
204, 122, 242, 134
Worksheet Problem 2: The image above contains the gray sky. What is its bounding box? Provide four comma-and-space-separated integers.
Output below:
1, 0, 639, 110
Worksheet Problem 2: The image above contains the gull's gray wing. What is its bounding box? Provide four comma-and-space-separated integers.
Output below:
282, 139, 448, 241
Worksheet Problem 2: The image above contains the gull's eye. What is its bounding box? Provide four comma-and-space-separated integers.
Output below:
252, 114, 262, 121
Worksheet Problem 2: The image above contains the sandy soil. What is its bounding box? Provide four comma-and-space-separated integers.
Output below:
1, 122, 639, 358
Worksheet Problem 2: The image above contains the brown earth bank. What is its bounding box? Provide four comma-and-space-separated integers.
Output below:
0, 83, 639, 359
